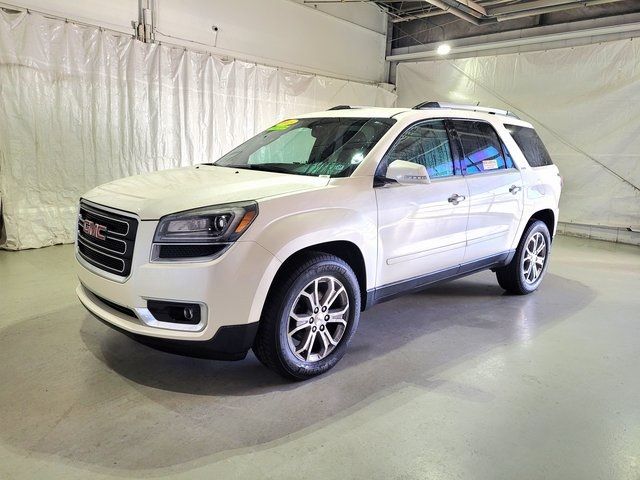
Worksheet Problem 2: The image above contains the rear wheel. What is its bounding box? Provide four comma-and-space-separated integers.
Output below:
252, 253, 361, 380
496, 220, 551, 295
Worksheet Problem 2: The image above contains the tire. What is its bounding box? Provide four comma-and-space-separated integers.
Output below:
252, 252, 361, 380
496, 220, 551, 295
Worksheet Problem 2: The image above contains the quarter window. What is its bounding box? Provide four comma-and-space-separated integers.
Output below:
452, 120, 510, 175
506, 125, 553, 167
382, 120, 455, 179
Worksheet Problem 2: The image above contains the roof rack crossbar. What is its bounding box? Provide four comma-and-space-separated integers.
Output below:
413, 101, 520, 119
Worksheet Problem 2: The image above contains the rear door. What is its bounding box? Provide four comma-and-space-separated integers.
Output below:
449, 119, 524, 263
375, 120, 469, 288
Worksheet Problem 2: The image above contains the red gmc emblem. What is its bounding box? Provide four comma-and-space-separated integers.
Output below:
82, 219, 107, 240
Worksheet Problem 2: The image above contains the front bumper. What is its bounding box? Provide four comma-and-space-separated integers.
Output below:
76, 218, 281, 353
80, 291, 258, 360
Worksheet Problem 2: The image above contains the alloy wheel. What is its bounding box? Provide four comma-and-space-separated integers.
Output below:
522, 231, 547, 284
286, 276, 350, 362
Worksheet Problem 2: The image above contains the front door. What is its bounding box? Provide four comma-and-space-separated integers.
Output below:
375, 120, 470, 288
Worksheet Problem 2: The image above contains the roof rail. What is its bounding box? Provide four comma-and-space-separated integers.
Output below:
327, 105, 372, 111
413, 101, 520, 119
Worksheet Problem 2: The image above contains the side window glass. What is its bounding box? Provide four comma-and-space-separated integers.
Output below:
452, 121, 508, 175
506, 125, 553, 167
384, 120, 455, 179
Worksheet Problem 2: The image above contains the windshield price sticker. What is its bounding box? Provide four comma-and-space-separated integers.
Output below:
268, 119, 299, 131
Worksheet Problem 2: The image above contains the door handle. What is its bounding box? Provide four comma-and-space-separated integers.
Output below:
448, 193, 466, 205
509, 185, 522, 194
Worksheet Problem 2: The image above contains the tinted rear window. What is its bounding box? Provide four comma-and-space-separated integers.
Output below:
506, 125, 553, 167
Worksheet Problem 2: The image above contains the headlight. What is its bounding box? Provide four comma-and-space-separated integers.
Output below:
152, 201, 258, 260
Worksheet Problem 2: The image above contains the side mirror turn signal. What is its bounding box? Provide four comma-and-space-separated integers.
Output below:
386, 160, 430, 185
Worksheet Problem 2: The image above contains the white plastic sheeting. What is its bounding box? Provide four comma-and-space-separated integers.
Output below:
0, 10, 396, 250
397, 39, 640, 229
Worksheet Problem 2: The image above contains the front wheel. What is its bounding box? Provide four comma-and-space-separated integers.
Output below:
252, 253, 361, 380
496, 220, 551, 295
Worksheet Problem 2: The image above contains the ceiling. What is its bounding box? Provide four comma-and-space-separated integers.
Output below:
304, 0, 640, 49
378, 0, 637, 23
376, 0, 640, 48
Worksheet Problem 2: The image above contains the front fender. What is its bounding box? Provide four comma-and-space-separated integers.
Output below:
242, 206, 377, 325
257, 208, 377, 284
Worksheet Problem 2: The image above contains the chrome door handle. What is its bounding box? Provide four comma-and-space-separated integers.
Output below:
509, 185, 522, 194
448, 193, 466, 205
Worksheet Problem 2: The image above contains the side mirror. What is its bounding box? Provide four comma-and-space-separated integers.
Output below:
386, 160, 430, 185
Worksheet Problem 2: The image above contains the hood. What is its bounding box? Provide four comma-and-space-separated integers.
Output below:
82, 165, 330, 219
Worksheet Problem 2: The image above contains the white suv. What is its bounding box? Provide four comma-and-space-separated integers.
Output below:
76, 102, 561, 379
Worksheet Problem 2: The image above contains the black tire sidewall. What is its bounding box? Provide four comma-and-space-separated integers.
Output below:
275, 259, 360, 379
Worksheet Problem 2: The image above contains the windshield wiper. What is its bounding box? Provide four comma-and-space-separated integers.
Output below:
222, 164, 297, 174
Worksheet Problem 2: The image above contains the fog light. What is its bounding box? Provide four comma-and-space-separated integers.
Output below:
147, 300, 201, 325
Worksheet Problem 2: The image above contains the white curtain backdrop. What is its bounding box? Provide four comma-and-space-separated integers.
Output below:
397, 39, 640, 230
0, 10, 396, 250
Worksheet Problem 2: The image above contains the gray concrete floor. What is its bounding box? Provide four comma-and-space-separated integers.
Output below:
0, 236, 638, 479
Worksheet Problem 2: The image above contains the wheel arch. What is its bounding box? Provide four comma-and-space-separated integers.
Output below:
529, 208, 556, 237
267, 240, 368, 312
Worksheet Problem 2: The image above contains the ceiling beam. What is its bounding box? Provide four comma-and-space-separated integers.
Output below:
421, 0, 483, 25
495, 0, 626, 21
490, 0, 578, 15
457, 0, 487, 16
389, 0, 517, 23
387, 19, 640, 61
391, 0, 627, 24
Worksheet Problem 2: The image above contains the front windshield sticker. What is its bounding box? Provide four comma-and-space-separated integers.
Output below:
267, 119, 299, 131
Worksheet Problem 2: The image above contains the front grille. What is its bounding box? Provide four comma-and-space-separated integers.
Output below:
77, 201, 138, 277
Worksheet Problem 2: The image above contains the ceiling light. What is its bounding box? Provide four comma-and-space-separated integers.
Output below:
437, 44, 451, 56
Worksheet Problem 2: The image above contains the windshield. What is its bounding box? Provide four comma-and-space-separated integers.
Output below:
214, 117, 396, 178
